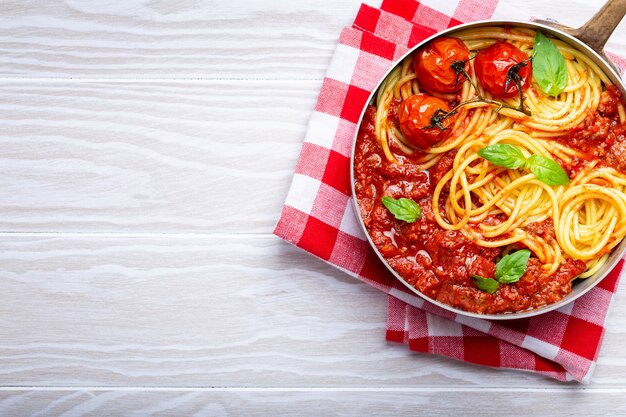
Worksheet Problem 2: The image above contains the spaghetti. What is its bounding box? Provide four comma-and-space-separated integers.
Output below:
355, 26, 626, 313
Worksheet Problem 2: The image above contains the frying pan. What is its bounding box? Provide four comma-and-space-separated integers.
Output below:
350, 0, 626, 319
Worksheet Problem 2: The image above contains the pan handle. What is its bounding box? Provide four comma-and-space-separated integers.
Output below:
534, 0, 626, 55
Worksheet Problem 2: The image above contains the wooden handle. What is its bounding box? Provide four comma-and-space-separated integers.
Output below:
575, 0, 626, 54
534, 0, 626, 55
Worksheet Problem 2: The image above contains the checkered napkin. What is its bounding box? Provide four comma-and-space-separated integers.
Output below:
275, 0, 626, 383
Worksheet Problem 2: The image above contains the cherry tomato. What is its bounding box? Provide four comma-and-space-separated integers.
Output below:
474, 41, 531, 99
398, 93, 456, 150
413, 37, 470, 94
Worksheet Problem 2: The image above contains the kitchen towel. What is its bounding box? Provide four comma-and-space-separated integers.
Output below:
274, 0, 626, 382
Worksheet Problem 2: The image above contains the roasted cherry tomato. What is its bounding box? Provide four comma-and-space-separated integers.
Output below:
398, 93, 456, 150
474, 41, 531, 99
413, 37, 470, 94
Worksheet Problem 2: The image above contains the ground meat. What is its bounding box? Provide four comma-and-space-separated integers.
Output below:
598, 85, 622, 117
354, 100, 621, 315
429, 150, 457, 188
604, 132, 626, 172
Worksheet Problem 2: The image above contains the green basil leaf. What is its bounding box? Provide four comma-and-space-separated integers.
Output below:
532, 31, 568, 97
495, 249, 531, 284
381, 196, 422, 223
526, 154, 570, 185
473, 275, 500, 294
477, 144, 527, 169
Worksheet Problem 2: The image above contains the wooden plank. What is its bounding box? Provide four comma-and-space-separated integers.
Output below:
0, 0, 366, 80
0, 233, 623, 387
0, 80, 318, 233
0, 0, 623, 80
0, 1, 625, 410
0, 389, 625, 416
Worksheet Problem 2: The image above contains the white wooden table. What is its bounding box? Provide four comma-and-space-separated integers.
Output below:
1, 1, 626, 415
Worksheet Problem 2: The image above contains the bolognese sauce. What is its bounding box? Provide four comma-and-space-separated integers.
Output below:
355, 27, 626, 315
355, 105, 589, 314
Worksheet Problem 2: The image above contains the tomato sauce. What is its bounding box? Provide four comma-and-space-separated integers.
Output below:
561, 85, 626, 173
355, 105, 589, 314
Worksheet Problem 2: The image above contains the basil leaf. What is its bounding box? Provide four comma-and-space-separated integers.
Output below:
526, 154, 570, 185
495, 249, 531, 284
473, 250, 531, 291
381, 196, 422, 223
477, 144, 526, 169
532, 31, 568, 97
473, 275, 500, 294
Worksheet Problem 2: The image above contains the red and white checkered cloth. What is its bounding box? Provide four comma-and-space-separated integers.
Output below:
274, 0, 626, 383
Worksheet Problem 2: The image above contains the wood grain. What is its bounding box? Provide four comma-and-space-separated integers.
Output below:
0, 0, 365, 80
1, 0, 626, 414
1, 389, 626, 417
0, 234, 623, 388
0, 0, 622, 80
0, 80, 318, 233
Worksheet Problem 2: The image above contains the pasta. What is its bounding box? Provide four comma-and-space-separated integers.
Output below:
355, 26, 626, 313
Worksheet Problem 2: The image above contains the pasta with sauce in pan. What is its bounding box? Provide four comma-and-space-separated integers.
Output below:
354, 26, 626, 314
